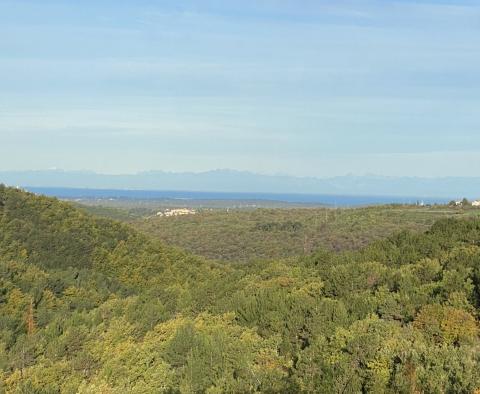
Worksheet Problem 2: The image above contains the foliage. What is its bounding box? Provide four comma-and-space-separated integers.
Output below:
132, 205, 479, 262
1, 185, 480, 393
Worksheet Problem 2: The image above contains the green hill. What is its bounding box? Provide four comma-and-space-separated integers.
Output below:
1, 186, 480, 392
131, 206, 478, 262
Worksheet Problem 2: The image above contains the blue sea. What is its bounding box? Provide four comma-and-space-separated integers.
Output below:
24, 187, 451, 207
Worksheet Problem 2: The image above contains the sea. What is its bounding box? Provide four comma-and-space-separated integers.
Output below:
24, 187, 452, 208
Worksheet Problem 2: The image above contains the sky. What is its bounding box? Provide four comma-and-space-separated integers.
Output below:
1, 0, 480, 177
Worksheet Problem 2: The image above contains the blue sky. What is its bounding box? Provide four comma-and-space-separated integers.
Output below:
1, 0, 479, 177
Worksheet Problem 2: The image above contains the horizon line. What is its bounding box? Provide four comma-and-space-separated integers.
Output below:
1, 168, 480, 180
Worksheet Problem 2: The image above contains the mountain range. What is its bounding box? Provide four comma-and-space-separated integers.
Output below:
0, 169, 478, 199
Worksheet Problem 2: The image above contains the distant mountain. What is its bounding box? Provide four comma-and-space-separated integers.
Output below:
0, 169, 478, 199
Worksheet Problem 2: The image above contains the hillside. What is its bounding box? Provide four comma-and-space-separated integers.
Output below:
1, 186, 480, 392
132, 206, 479, 262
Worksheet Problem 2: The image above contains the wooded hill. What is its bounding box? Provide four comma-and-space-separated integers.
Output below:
131, 206, 479, 262
1, 185, 480, 393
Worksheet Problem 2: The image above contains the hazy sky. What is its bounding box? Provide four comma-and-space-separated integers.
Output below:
1, 0, 480, 177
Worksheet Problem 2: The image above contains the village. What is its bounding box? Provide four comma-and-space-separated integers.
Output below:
155, 208, 197, 217
452, 199, 480, 207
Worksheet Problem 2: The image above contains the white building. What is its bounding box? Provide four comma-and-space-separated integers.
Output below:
472, 200, 480, 207
153, 208, 196, 218
163, 208, 196, 217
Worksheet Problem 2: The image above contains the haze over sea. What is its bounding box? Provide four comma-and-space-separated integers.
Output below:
25, 187, 450, 208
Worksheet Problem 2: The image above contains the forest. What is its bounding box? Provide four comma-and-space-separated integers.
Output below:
1, 185, 480, 393
130, 205, 478, 262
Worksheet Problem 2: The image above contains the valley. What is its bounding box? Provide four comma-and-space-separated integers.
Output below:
1, 186, 480, 391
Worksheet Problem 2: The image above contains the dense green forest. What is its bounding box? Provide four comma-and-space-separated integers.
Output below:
2, 186, 480, 393
131, 206, 478, 262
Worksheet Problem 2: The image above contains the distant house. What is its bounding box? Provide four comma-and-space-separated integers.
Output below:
151, 208, 196, 219
163, 208, 196, 217
472, 200, 480, 207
